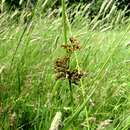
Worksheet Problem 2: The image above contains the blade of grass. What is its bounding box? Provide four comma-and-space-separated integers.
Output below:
62, 0, 67, 44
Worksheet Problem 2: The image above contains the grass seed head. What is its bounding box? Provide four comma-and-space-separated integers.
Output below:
67, 69, 83, 85
54, 56, 69, 80
61, 37, 80, 53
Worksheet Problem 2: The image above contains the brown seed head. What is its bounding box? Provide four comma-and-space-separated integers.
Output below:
67, 69, 83, 85
54, 57, 69, 80
61, 37, 80, 53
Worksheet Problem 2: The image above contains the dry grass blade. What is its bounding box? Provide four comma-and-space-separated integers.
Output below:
49, 112, 62, 130
96, 119, 112, 130
0, 66, 5, 74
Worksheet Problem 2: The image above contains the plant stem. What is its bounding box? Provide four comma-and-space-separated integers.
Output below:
61, 0, 73, 104
61, 0, 67, 44
69, 79, 73, 105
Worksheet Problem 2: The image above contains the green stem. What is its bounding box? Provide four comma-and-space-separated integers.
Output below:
61, 0, 67, 44
69, 79, 73, 105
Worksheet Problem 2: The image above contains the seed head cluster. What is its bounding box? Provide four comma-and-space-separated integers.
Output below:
61, 37, 80, 53
54, 37, 83, 85
54, 56, 69, 80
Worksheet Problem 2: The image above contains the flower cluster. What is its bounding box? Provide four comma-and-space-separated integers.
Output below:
54, 56, 69, 80
54, 37, 83, 85
67, 69, 83, 85
61, 37, 80, 53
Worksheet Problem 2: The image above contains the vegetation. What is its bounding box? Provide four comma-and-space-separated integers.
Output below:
2, 0, 130, 17
0, 0, 130, 130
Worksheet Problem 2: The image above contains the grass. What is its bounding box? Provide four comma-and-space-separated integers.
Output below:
1, 1, 130, 130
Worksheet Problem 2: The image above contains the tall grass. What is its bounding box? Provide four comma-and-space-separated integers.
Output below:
0, 0, 130, 130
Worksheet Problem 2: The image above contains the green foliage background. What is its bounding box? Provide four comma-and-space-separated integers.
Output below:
2, 0, 130, 17
1, 0, 130, 130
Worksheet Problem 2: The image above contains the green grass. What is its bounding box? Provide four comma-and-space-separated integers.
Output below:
1, 1, 130, 130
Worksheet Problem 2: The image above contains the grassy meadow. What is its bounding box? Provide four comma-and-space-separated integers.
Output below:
1, 0, 130, 130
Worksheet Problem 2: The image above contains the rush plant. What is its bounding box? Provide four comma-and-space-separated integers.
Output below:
54, 37, 83, 104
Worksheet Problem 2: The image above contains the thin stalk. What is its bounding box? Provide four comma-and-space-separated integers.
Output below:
75, 52, 90, 130
67, 12, 90, 128
61, 0, 73, 104
62, 0, 67, 44
69, 79, 73, 105
17, 66, 21, 96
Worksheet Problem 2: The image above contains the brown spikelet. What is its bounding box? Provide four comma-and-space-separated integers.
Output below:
69, 37, 79, 44
54, 57, 83, 84
54, 56, 69, 80
69, 37, 80, 50
67, 69, 83, 85
61, 44, 73, 52
61, 37, 80, 53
